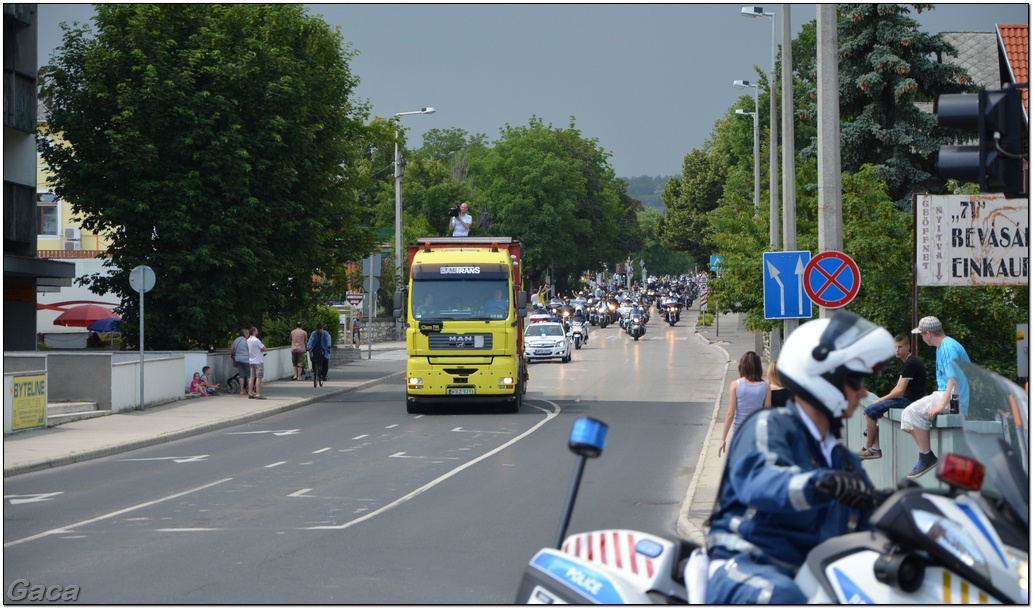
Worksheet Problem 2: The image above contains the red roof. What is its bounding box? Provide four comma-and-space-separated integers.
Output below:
997, 23, 1029, 121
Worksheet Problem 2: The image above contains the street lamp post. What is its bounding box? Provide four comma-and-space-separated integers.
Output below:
393, 107, 435, 336
741, 6, 778, 250
742, 5, 781, 360
734, 80, 760, 216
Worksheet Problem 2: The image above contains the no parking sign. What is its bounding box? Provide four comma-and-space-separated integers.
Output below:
803, 251, 860, 309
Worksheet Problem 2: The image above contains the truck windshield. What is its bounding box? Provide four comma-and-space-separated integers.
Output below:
411, 279, 510, 321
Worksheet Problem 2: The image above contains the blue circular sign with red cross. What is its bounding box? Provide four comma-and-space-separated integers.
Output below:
803, 251, 860, 308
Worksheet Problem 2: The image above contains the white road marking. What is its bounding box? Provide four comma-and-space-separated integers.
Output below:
385, 424, 399, 429
288, 489, 313, 498
156, 528, 220, 532
305, 401, 561, 531
451, 427, 513, 434
313, 447, 332, 454
225, 429, 299, 436
265, 461, 287, 468
3, 478, 233, 548
5, 492, 63, 505
389, 452, 460, 460
121, 455, 208, 463
352, 434, 369, 440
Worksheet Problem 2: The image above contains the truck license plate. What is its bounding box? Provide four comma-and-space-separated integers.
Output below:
448, 388, 474, 396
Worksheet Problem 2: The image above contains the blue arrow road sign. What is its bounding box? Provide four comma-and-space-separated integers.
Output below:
763, 251, 813, 319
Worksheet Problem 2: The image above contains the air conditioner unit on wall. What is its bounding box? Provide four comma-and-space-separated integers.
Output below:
63, 241, 82, 250
64, 227, 81, 240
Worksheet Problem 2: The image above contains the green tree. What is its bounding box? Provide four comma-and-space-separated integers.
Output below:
657, 147, 726, 270
639, 208, 696, 276
39, 5, 374, 349
468, 117, 635, 292
797, 4, 975, 208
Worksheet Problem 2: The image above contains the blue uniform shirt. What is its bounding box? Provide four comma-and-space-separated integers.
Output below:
707, 403, 872, 570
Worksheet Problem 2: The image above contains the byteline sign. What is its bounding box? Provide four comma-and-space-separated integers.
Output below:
914, 193, 1028, 287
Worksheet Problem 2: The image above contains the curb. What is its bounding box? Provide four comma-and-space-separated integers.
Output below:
676, 327, 733, 544
3, 372, 404, 478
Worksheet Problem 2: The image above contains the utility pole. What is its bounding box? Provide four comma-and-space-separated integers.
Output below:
781, 5, 799, 340
816, 5, 843, 320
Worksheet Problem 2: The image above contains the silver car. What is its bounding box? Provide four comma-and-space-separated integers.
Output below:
524, 322, 571, 363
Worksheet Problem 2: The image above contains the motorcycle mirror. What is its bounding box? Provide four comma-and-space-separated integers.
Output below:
568, 417, 607, 458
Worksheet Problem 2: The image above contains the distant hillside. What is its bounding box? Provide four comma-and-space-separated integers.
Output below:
621, 175, 671, 213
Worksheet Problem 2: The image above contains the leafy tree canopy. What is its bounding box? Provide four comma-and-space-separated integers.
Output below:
39, 4, 375, 349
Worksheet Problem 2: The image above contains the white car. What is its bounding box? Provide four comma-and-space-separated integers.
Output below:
524, 322, 571, 363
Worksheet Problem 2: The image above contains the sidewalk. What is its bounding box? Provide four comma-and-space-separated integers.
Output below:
3, 342, 407, 477
676, 312, 759, 545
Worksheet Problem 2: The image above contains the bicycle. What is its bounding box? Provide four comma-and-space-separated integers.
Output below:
310, 351, 327, 387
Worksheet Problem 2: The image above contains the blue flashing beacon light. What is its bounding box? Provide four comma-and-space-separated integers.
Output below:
569, 417, 608, 458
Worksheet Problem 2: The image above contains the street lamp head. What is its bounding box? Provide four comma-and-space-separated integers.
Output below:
733, 79, 756, 89
735, 109, 755, 117
741, 6, 766, 17
421, 107, 435, 114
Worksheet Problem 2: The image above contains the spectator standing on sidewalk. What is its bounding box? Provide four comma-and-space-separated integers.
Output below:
858, 334, 926, 460
231, 328, 250, 396
289, 321, 308, 381
705, 311, 894, 604
247, 327, 266, 399
900, 316, 969, 479
717, 351, 770, 457
767, 361, 792, 408
352, 312, 362, 347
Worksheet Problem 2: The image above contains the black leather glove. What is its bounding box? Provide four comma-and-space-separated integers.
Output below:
814, 470, 875, 511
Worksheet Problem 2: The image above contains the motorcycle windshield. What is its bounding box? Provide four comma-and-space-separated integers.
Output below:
955, 361, 1029, 529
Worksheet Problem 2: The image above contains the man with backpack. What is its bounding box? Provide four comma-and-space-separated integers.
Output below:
307, 323, 332, 384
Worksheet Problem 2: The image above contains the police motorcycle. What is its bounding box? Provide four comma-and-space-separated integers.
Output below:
516, 363, 1029, 604
569, 307, 589, 350
625, 306, 646, 340
659, 294, 681, 326
528, 304, 551, 325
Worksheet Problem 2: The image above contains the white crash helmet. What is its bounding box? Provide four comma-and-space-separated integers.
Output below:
777, 311, 894, 434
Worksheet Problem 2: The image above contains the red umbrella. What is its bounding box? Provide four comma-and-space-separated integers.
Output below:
53, 304, 119, 328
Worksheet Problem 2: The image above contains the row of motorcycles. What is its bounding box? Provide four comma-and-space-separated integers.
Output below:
516, 360, 1029, 604
529, 276, 704, 345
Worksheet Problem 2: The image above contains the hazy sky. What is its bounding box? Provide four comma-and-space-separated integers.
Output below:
36, 3, 1030, 178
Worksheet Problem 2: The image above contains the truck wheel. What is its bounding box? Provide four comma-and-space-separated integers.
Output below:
503, 383, 523, 413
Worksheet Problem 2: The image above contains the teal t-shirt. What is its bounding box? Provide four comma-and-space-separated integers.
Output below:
936, 336, 971, 415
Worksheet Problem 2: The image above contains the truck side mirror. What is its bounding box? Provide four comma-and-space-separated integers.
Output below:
517, 291, 527, 318
393, 291, 402, 320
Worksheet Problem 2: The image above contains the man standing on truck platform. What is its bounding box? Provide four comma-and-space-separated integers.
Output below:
450, 202, 471, 236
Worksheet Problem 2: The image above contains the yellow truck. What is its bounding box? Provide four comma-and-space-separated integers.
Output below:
399, 237, 528, 413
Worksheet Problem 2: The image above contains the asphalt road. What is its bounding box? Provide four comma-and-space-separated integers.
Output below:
4, 312, 725, 604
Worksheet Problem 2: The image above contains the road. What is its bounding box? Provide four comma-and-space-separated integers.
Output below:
3, 312, 726, 604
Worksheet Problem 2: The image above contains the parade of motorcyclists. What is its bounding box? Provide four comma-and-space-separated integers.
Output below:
527, 272, 706, 349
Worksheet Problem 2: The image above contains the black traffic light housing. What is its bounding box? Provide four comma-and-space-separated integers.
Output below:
937, 84, 1028, 196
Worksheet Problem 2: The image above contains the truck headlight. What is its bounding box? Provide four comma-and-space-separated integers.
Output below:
407, 377, 423, 387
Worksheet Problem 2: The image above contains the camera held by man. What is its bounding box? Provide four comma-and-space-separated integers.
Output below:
449, 202, 471, 236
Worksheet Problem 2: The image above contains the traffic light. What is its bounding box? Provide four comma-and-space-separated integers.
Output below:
936, 85, 1027, 195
